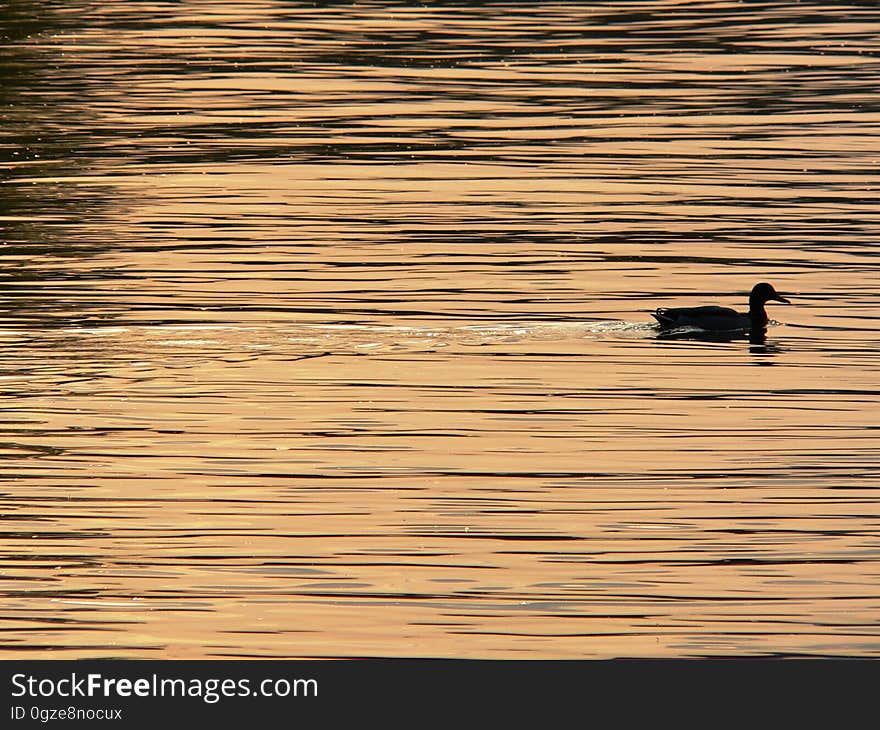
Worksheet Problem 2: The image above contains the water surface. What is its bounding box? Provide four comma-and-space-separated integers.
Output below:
1, 1, 879, 658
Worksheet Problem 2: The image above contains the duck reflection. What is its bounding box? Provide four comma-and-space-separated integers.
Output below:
654, 324, 783, 358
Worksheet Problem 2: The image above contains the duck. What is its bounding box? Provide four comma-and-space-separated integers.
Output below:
652, 282, 790, 331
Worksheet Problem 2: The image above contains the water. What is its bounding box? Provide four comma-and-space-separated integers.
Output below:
1, 2, 879, 658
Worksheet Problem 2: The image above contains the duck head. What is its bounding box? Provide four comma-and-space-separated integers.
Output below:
750, 282, 790, 305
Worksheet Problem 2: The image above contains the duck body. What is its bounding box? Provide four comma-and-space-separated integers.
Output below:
652, 282, 790, 332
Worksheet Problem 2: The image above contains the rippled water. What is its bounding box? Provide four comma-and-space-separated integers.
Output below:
1, 2, 879, 658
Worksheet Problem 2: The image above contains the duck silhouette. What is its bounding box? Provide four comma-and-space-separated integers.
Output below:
652, 282, 790, 331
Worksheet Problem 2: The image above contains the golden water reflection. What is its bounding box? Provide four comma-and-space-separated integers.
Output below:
0, 2, 879, 658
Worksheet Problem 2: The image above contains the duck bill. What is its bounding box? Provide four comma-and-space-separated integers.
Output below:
773, 294, 791, 304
